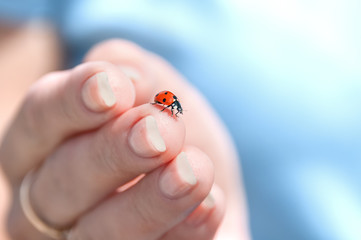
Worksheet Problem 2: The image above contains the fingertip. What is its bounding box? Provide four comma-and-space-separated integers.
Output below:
72, 61, 136, 115
208, 184, 227, 230
84, 39, 156, 106
128, 115, 167, 158
182, 146, 215, 196
127, 104, 186, 159
185, 184, 225, 228
81, 71, 116, 112
158, 151, 197, 199
102, 103, 186, 173
160, 185, 226, 240
155, 145, 215, 211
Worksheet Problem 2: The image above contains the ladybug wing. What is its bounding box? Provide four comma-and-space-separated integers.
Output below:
155, 91, 174, 106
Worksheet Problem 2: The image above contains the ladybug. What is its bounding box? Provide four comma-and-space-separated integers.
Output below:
152, 90, 183, 117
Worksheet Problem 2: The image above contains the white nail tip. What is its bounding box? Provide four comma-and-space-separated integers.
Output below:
119, 66, 141, 82
96, 72, 116, 107
145, 116, 166, 152
203, 192, 215, 208
176, 152, 197, 186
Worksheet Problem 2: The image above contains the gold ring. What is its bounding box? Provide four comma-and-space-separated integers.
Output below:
20, 168, 70, 239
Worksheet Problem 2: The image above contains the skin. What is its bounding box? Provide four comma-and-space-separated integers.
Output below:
0, 23, 251, 240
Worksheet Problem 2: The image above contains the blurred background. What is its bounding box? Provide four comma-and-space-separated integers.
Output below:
1, 0, 361, 239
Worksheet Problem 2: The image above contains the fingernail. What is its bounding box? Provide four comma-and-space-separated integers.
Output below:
203, 192, 216, 209
119, 66, 141, 82
128, 116, 166, 157
82, 72, 116, 112
185, 190, 215, 226
159, 152, 197, 199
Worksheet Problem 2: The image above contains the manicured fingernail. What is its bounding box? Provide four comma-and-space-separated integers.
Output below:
119, 66, 141, 82
185, 190, 215, 226
128, 116, 166, 157
159, 152, 197, 199
203, 192, 215, 209
82, 72, 116, 112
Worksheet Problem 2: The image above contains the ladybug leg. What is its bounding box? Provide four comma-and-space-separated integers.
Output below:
170, 104, 177, 116
175, 109, 183, 117
160, 105, 171, 112
175, 108, 183, 117
151, 101, 162, 105
158, 103, 178, 116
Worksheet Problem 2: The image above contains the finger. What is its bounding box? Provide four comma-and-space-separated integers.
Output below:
160, 185, 226, 240
67, 146, 214, 240
0, 61, 135, 184
27, 104, 185, 229
84, 39, 157, 106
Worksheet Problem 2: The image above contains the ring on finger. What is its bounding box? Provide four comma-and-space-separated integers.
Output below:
20, 168, 72, 240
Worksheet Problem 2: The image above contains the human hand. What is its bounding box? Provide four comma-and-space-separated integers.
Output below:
84, 40, 250, 239
0, 39, 249, 240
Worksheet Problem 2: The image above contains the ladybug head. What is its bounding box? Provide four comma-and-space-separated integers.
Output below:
174, 100, 183, 116
178, 106, 183, 114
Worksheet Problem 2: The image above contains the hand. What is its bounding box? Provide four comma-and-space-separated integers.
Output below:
0, 39, 249, 239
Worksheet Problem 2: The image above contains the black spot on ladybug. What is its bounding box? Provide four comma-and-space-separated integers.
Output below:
173, 95, 177, 99
162, 98, 166, 103
164, 91, 168, 94
156, 93, 159, 97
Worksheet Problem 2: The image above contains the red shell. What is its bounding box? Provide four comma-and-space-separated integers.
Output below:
154, 91, 176, 106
